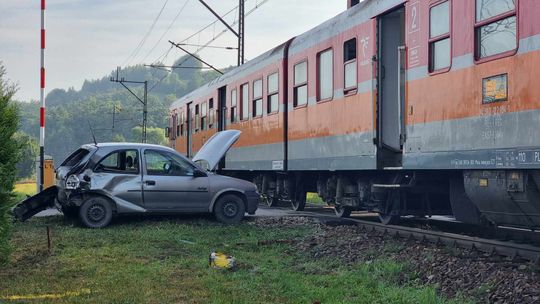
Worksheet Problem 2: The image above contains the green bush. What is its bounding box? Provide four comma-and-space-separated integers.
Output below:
0, 63, 21, 263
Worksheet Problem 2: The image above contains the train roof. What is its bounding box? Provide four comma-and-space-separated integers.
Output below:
170, 0, 401, 112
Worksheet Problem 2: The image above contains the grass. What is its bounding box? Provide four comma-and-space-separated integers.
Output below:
0, 216, 463, 304
306, 192, 325, 205
14, 182, 37, 197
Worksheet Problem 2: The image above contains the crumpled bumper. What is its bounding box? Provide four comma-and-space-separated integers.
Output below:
11, 186, 58, 221
245, 192, 259, 215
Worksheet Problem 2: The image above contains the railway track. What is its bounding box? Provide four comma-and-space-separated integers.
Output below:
265, 206, 540, 264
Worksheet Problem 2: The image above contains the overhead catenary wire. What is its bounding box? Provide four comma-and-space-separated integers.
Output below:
122, 0, 170, 67
149, 0, 270, 92
140, 0, 191, 64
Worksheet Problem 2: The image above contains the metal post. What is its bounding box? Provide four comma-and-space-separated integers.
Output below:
110, 67, 148, 143
238, 0, 245, 66
39, 0, 46, 192
143, 81, 148, 143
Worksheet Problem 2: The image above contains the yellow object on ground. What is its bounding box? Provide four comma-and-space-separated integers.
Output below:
209, 252, 236, 270
1, 288, 91, 300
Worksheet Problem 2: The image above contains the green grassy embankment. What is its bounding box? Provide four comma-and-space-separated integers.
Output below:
0, 214, 468, 304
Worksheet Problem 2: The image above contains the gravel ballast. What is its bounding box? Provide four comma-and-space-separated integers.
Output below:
251, 216, 540, 303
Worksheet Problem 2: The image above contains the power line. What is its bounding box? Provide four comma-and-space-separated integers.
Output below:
122, 0, 170, 67
179, 5, 238, 44
149, 0, 269, 92
140, 0, 191, 64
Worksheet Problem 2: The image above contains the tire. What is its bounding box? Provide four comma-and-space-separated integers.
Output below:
291, 185, 306, 211
214, 194, 246, 224
61, 206, 79, 219
78, 196, 113, 228
335, 206, 352, 218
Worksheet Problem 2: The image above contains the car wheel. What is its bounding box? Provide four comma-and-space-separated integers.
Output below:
214, 194, 246, 224
79, 196, 113, 228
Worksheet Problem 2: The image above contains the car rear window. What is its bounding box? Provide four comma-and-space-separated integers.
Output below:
60, 148, 91, 167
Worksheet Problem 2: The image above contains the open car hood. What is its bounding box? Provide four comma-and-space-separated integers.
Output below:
192, 130, 241, 171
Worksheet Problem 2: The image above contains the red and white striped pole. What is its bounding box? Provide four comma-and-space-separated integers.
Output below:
39, 0, 46, 192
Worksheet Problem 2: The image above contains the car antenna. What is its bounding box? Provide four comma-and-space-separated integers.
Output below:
87, 120, 98, 145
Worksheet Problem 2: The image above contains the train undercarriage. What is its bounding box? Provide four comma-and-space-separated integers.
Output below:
231, 169, 540, 230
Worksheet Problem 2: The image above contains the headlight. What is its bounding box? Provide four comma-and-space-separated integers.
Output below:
65, 174, 80, 190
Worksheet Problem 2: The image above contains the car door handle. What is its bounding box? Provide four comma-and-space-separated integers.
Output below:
145, 180, 156, 186
197, 187, 207, 191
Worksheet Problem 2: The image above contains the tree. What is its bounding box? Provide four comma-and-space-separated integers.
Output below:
131, 126, 168, 146
14, 132, 39, 180
0, 63, 21, 263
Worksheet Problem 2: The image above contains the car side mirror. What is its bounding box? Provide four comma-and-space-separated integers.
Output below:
193, 169, 207, 178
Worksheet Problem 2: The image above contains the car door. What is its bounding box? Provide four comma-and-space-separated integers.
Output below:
142, 149, 210, 212
92, 149, 144, 208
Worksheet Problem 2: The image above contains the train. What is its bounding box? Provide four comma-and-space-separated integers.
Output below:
167, 0, 540, 229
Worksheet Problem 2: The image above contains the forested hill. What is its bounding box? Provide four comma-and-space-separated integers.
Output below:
16, 55, 224, 175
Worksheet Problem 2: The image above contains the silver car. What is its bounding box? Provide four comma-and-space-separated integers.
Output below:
13, 130, 259, 228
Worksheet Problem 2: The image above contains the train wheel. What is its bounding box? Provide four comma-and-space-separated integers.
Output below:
379, 213, 400, 225
261, 194, 277, 207
291, 185, 306, 211
334, 206, 352, 218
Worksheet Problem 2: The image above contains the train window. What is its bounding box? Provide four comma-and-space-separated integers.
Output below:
195, 104, 200, 132
241, 83, 249, 120
208, 98, 214, 128
253, 79, 263, 118
177, 113, 181, 138
171, 114, 177, 140
317, 49, 333, 101
176, 114, 180, 137
201, 102, 207, 131
180, 112, 185, 137
476, 0, 515, 22
267, 72, 279, 113
343, 38, 357, 92
294, 61, 308, 107
429, 1, 451, 72
231, 89, 238, 123
475, 0, 516, 60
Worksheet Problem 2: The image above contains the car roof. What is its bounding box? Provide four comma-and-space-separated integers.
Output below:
82, 142, 175, 151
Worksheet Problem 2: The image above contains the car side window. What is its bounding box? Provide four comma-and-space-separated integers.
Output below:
94, 150, 139, 174
144, 150, 196, 176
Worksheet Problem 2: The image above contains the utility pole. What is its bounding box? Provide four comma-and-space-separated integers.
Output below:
110, 67, 148, 143
197, 0, 245, 66
238, 0, 245, 66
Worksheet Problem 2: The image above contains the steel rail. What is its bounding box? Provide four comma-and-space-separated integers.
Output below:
286, 209, 540, 264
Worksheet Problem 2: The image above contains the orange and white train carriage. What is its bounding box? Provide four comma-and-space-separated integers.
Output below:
169, 0, 540, 229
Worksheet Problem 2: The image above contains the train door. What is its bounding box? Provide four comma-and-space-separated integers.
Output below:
377, 6, 405, 167
186, 102, 193, 158
218, 86, 227, 131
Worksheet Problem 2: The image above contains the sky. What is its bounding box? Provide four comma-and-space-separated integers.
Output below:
0, 0, 346, 101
